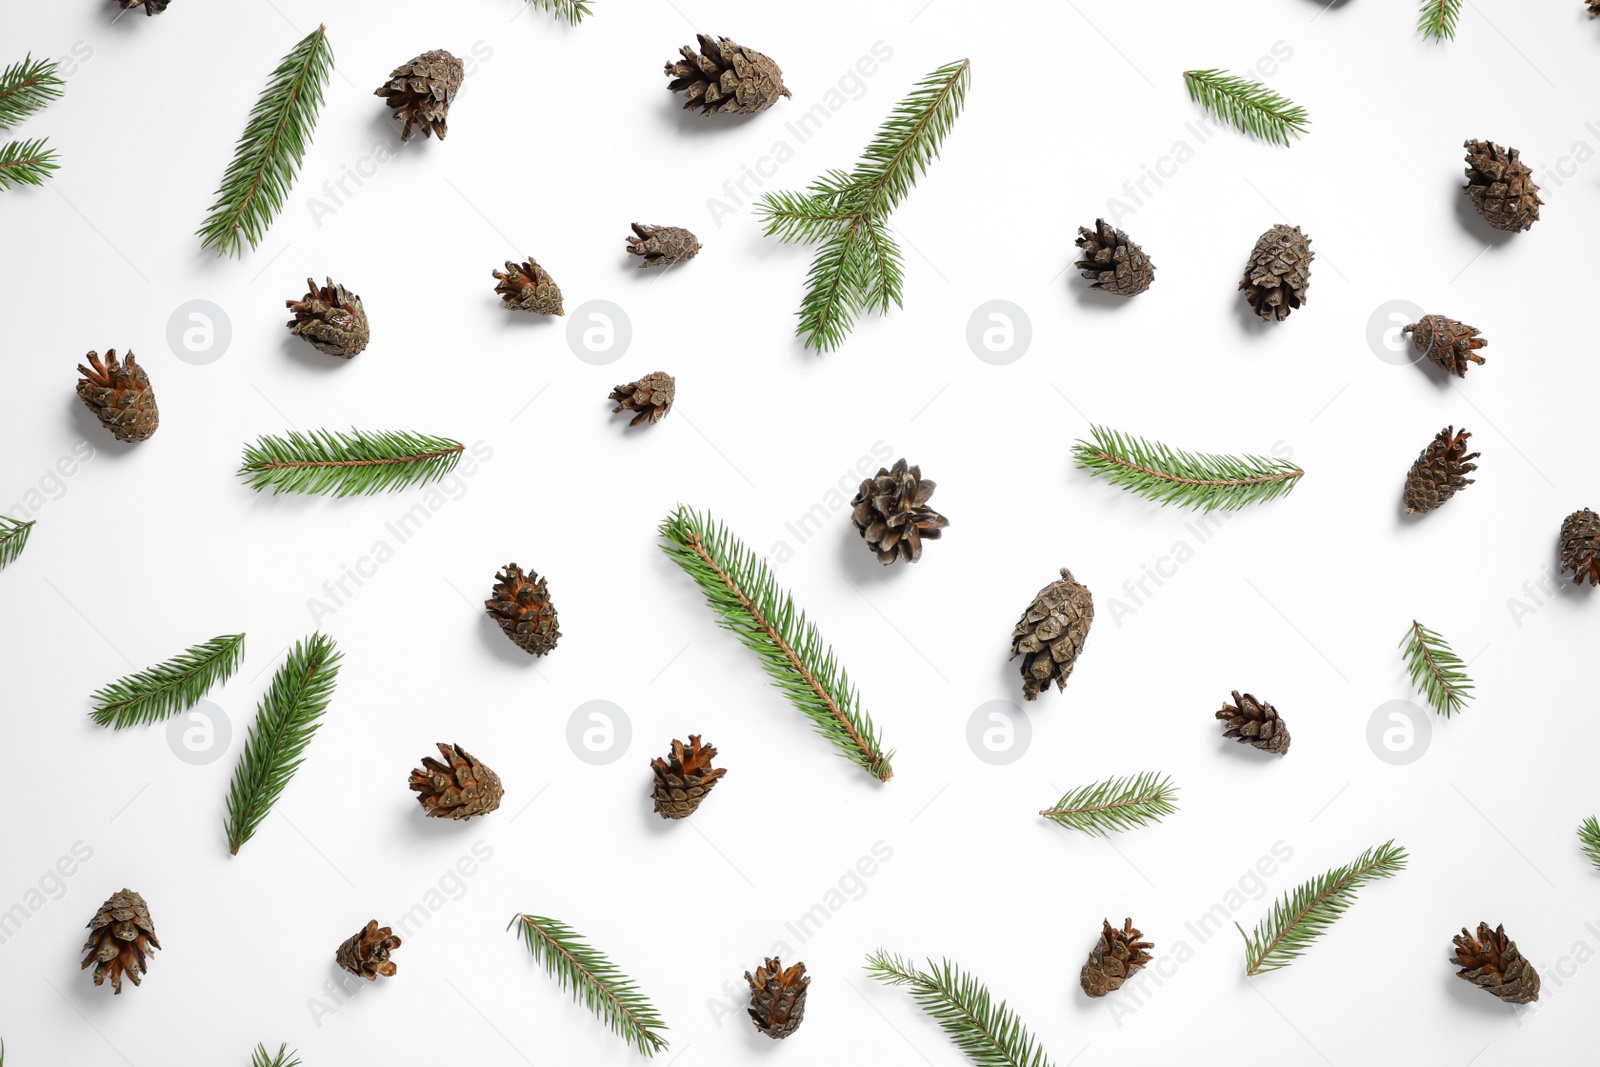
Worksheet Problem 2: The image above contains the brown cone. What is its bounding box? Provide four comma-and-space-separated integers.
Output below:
485, 563, 560, 655
1452, 922, 1540, 1004
120, 0, 169, 13
609, 371, 676, 426
1239, 224, 1313, 322
375, 50, 463, 141
77, 350, 158, 443
746, 957, 809, 1039
650, 735, 727, 819
666, 34, 791, 115
493, 257, 564, 316
410, 742, 504, 820
336, 920, 401, 980
81, 889, 160, 994
1216, 691, 1290, 754
1011, 568, 1094, 701
1404, 426, 1478, 515
287, 277, 369, 358
1080, 918, 1153, 998
1403, 315, 1486, 377
850, 458, 949, 565
1074, 219, 1155, 297
1560, 508, 1600, 586
626, 223, 700, 267
1464, 140, 1541, 233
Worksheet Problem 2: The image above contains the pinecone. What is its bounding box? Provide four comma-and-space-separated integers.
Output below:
286, 277, 369, 358
81, 889, 160, 994
120, 0, 170, 14
1010, 568, 1094, 701
1239, 224, 1313, 322
1403, 315, 1486, 377
1464, 140, 1541, 233
1073, 219, 1155, 297
336, 920, 401, 981
1452, 922, 1540, 1004
746, 957, 809, 1039
492, 257, 564, 316
850, 458, 949, 565
626, 223, 701, 268
410, 742, 504, 820
1216, 691, 1290, 755
1080, 918, 1153, 998
375, 50, 463, 141
485, 563, 560, 655
1591, 0, 1600, 14
609, 371, 676, 426
1560, 508, 1600, 586
77, 350, 158, 443
666, 34, 791, 115
1403, 426, 1478, 515
650, 735, 727, 819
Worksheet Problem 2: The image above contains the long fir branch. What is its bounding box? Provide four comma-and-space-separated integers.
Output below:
90, 633, 246, 729
1417, 0, 1462, 40
0, 54, 64, 133
1073, 425, 1303, 511
660, 505, 893, 781
1399, 620, 1473, 717
1580, 817, 1600, 872
1182, 69, 1309, 146
1236, 840, 1407, 976
866, 951, 1053, 1067
225, 633, 341, 855
507, 913, 669, 1057
1039, 772, 1178, 836
239, 429, 465, 496
0, 137, 58, 189
198, 25, 333, 256
524, 0, 593, 24
0, 516, 34, 570
252, 1044, 301, 1067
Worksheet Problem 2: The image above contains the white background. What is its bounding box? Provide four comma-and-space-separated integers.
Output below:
3, 0, 1598, 1064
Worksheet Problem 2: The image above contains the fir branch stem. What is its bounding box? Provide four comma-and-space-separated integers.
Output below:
1237, 841, 1407, 975
1418, 0, 1462, 40
507, 913, 669, 1056
90, 633, 246, 729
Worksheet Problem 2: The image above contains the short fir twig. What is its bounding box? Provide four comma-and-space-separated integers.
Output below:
1236, 840, 1408, 976
0, 516, 34, 570
1039, 772, 1178, 836
238, 429, 465, 497
507, 913, 669, 1057
0, 54, 64, 132
1417, 0, 1462, 40
866, 950, 1054, 1067
1579, 817, 1600, 873
1399, 620, 1474, 717
0, 137, 58, 189
90, 633, 246, 729
1182, 69, 1309, 146
524, 0, 593, 24
1072, 425, 1304, 511
252, 1044, 301, 1067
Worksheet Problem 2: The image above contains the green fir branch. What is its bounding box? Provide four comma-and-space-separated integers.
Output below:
1236, 840, 1407, 976
0, 516, 34, 570
0, 54, 64, 133
90, 633, 246, 729
252, 1044, 301, 1067
1579, 817, 1600, 872
660, 505, 893, 781
0, 137, 58, 189
507, 913, 669, 1057
1418, 0, 1462, 40
1073, 425, 1304, 511
225, 633, 341, 855
239, 429, 465, 497
866, 951, 1053, 1067
524, 0, 593, 24
1039, 772, 1178, 836
1399, 620, 1474, 717
198, 25, 333, 256
1182, 69, 1309, 146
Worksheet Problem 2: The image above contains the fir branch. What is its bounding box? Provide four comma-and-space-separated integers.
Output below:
1072, 425, 1304, 511
252, 1044, 301, 1067
238, 429, 465, 497
90, 633, 246, 729
524, 0, 593, 24
0, 137, 58, 189
1182, 69, 1309, 147
1236, 840, 1407, 976
660, 505, 893, 781
0, 54, 64, 133
0, 516, 34, 570
866, 951, 1053, 1067
1418, 0, 1462, 40
1579, 817, 1600, 872
225, 633, 341, 855
1399, 620, 1474, 717
507, 913, 669, 1057
1039, 772, 1178, 836
198, 25, 333, 257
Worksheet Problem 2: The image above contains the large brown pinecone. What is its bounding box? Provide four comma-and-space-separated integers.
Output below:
287, 277, 369, 358
609, 371, 676, 427
666, 34, 791, 115
493, 257, 564, 316
1074, 219, 1155, 297
1216, 691, 1290, 754
1452, 922, 1540, 1004
1560, 508, 1600, 586
81, 889, 160, 994
485, 563, 560, 655
1011, 568, 1094, 701
77, 350, 158, 443
1403, 426, 1478, 515
410, 742, 504, 820
1239, 224, 1313, 322
626, 223, 700, 267
375, 50, 463, 141
120, 0, 170, 14
1464, 140, 1541, 233
746, 957, 809, 1039
1403, 315, 1486, 377
850, 458, 949, 565
1080, 918, 1153, 998
650, 735, 727, 819
336, 920, 401, 980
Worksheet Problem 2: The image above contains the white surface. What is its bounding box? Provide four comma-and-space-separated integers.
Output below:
2, 1, 1598, 1064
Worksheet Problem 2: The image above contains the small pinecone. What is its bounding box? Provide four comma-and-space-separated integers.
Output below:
1403, 426, 1479, 515
410, 742, 504, 820
1403, 315, 1486, 377
1010, 568, 1094, 701
1080, 918, 1153, 998
1216, 691, 1290, 754
1591, 0, 1600, 14
1073, 219, 1155, 297
336, 920, 401, 981
1560, 508, 1600, 586
77, 350, 158, 443
375, 50, 463, 141
81, 889, 160, 994
1452, 922, 1540, 1004
1239, 224, 1313, 322
626, 223, 701, 267
1464, 140, 1542, 233
287, 277, 369, 358
650, 735, 727, 819
666, 34, 791, 115
485, 563, 560, 655
746, 957, 809, 1039
492, 257, 564, 316
850, 458, 949, 565
120, 0, 170, 14
609, 371, 676, 427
